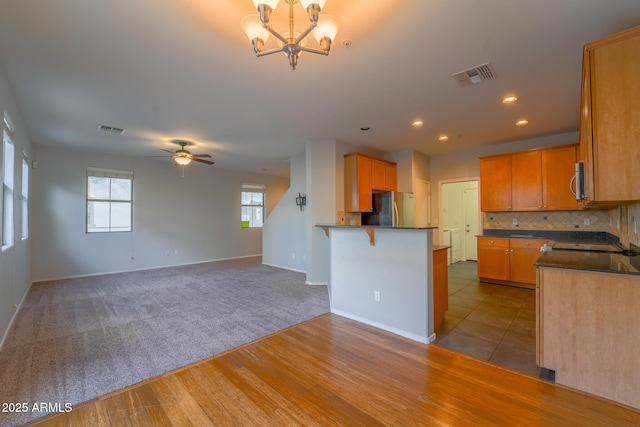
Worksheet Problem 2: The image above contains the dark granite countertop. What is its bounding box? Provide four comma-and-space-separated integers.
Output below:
535, 250, 640, 276
478, 229, 621, 245
482, 229, 640, 276
316, 224, 438, 230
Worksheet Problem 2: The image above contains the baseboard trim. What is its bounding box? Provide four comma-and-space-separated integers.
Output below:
330, 309, 432, 344
305, 281, 328, 286
0, 280, 32, 351
32, 254, 264, 284
261, 261, 306, 274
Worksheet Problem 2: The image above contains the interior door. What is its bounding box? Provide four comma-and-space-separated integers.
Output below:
463, 187, 479, 260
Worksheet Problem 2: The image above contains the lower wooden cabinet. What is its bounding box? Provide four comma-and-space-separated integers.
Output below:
477, 237, 547, 288
477, 238, 510, 281
537, 267, 640, 410
433, 247, 449, 331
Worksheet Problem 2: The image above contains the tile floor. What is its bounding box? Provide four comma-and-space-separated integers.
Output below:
434, 261, 542, 378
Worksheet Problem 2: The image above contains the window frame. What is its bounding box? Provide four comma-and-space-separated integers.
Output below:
2, 113, 15, 250
21, 153, 28, 240
86, 167, 134, 234
241, 183, 265, 229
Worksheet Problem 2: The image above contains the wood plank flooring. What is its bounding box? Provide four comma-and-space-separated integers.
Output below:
27, 314, 640, 426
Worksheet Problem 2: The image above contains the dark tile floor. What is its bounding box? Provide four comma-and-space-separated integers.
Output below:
434, 261, 542, 377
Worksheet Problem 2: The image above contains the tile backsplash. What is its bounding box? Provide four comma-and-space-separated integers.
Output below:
483, 203, 640, 249
609, 204, 640, 248
483, 210, 609, 232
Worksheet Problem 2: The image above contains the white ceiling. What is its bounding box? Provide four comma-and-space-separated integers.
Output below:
0, 0, 639, 177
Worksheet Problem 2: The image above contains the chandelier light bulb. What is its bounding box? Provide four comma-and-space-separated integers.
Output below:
300, 0, 328, 10
252, 0, 281, 10
312, 14, 339, 44
241, 15, 270, 42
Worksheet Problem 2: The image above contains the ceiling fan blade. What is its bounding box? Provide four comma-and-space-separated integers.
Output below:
192, 157, 214, 165
160, 149, 175, 154
145, 155, 174, 158
191, 154, 212, 158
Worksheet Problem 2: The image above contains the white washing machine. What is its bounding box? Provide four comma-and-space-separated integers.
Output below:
445, 228, 462, 264
442, 229, 452, 266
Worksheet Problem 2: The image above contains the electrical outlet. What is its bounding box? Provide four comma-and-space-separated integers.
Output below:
302, 254, 306, 261
374, 291, 381, 302
291, 253, 295, 259
174, 249, 179, 256
584, 218, 590, 226
512, 218, 518, 226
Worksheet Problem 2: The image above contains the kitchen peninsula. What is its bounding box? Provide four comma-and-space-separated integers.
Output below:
319, 224, 438, 344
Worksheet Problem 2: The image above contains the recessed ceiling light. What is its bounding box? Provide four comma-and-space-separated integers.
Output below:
412, 120, 424, 127
515, 118, 529, 126
502, 95, 518, 104
438, 135, 449, 141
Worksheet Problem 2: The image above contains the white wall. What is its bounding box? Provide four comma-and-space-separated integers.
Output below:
31, 146, 289, 281
262, 152, 306, 272
429, 131, 579, 241
0, 65, 33, 348
305, 140, 337, 286
330, 228, 433, 343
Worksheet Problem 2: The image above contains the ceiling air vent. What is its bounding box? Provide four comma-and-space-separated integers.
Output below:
451, 63, 497, 87
98, 124, 126, 135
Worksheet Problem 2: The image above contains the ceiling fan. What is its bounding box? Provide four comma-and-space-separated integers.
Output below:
147, 141, 214, 166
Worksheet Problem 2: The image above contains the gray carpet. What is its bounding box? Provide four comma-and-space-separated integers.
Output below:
0, 257, 330, 426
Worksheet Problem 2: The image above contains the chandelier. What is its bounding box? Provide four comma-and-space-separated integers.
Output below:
242, 0, 339, 70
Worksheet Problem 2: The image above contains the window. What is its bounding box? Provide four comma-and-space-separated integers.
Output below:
21, 154, 28, 240
86, 167, 133, 233
241, 184, 265, 228
2, 113, 15, 249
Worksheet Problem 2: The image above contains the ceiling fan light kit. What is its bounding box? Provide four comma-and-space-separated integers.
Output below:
146, 141, 214, 168
242, 0, 339, 70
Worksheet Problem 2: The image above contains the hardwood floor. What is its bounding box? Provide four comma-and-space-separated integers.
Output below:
27, 314, 640, 426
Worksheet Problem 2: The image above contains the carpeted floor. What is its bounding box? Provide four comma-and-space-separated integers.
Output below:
0, 256, 330, 426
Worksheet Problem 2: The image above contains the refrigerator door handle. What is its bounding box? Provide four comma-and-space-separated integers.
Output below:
393, 201, 399, 227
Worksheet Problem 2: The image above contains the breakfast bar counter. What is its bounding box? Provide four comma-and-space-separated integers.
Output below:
318, 225, 438, 343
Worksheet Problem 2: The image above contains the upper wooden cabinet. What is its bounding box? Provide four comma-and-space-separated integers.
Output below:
480, 145, 578, 212
542, 145, 579, 211
344, 153, 397, 212
511, 150, 543, 211
480, 154, 512, 212
579, 25, 640, 207
371, 159, 397, 192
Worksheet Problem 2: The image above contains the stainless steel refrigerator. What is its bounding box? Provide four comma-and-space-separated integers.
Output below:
362, 191, 415, 227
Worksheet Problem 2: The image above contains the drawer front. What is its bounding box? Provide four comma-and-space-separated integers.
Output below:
510, 239, 547, 249
478, 237, 510, 247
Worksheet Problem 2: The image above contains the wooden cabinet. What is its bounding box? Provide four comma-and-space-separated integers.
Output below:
511, 150, 542, 211
480, 145, 578, 212
579, 25, 640, 207
371, 159, 397, 191
344, 154, 372, 212
344, 153, 397, 212
433, 247, 449, 331
479, 155, 512, 212
537, 267, 640, 410
477, 238, 510, 281
542, 145, 579, 210
509, 239, 546, 285
477, 237, 546, 288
